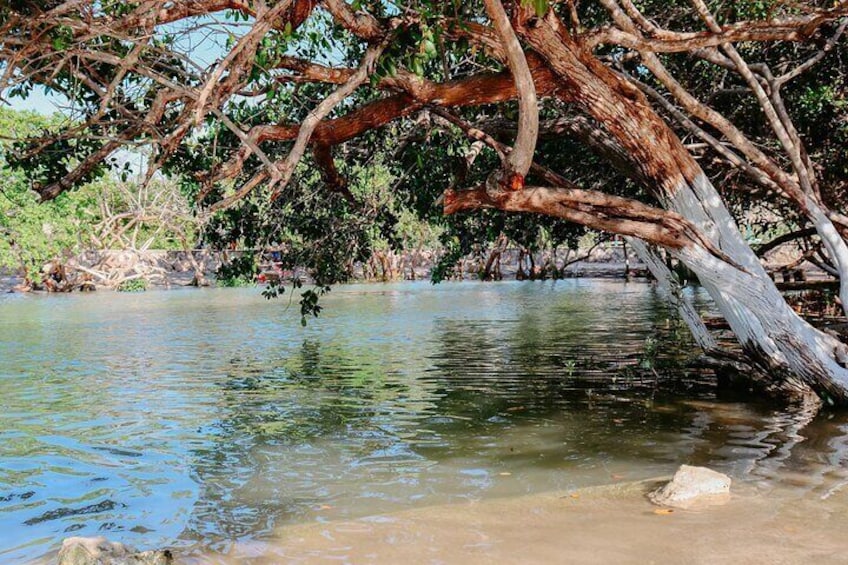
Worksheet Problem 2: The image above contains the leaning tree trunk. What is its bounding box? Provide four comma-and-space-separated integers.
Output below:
806, 200, 848, 316
668, 172, 848, 402
518, 15, 848, 403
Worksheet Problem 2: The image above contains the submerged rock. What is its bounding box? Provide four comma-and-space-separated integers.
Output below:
57, 536, 173, 565
649, 465, 731, 509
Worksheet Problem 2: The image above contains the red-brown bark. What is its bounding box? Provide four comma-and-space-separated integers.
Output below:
444, 185, 717, 253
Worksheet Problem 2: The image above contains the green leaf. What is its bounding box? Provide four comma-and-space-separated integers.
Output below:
522, 0, 548, 17
422, 39, 437, 59
411, 58, 424, 76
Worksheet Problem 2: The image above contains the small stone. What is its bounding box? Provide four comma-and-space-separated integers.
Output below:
648, 465, 731, 509
128, 549, 174, 564
57, 536, 174, 565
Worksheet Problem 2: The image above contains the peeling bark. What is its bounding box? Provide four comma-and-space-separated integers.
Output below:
516, 13, 848, 402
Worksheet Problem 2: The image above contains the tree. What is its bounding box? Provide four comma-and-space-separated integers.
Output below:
1, 0, 847, 402
0, 107, 98, 286
0, 107, 207, 288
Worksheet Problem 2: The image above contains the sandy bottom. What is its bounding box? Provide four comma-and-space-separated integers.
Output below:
204, 479, 848, 565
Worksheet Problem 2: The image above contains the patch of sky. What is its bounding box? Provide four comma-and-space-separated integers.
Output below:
3, 9, 352, 116
0, 6, 364, 179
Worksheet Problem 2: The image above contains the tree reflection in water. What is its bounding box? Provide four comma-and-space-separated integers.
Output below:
2, 283, 848, 561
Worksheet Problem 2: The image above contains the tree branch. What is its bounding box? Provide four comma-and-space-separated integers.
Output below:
209, 39, 388, 210
482, 0, 538, 188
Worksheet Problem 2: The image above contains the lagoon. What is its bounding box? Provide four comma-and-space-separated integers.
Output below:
1, 281, 847, 562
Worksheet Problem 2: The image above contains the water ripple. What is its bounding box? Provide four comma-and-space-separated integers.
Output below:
1, 282, 847, 562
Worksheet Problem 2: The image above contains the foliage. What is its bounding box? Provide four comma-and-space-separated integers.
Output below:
0, 107, 203, 283
116, 278, 147, 292
216, 254, 258, 287
1, 0, 846, 301
260, 277, 330, 326
0, 108, 98, 278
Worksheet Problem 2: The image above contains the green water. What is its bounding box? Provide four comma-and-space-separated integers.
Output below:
1, 281, 846, 562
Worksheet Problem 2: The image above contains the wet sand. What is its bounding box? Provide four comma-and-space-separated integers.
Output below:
214, 480, 848, 565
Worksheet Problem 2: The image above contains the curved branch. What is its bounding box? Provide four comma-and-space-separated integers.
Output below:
444, 184, 727, 257
756, 228, 818, 258
482, 0, 538, 187
434, 109, 734, 266
321, 0, 384, 41
207, 66, 560, 186
312, 144, 355, 202
209, 40, 387, 211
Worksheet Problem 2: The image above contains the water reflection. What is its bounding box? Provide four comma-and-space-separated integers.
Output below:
0, 282, 847, 562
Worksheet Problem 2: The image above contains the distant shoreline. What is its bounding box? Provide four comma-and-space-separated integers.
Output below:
1, 241, 833, 295
1, 245, 648, 294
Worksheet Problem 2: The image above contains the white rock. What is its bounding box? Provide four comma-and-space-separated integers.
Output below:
649, 465, 731, 509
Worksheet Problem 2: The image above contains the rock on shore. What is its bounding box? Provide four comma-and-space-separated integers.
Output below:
649, 465, 731, 509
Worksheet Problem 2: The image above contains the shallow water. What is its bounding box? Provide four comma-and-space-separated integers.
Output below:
1, 281, 848, 563
245, 479, 848, 565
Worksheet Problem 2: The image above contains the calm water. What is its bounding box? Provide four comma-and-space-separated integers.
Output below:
1, 281, 847, 562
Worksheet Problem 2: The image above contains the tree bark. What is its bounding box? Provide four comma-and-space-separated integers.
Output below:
512, 14, 848, 403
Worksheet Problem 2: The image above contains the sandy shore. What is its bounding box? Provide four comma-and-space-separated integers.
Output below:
196, 478, 848, 564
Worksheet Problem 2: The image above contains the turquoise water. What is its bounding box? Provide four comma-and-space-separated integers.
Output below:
1, 281, 846, 562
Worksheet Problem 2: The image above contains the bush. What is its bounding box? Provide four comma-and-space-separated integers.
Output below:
117, 278, 147, 292
216, 254, 257, 287
217, 275, 255, 287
